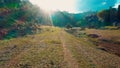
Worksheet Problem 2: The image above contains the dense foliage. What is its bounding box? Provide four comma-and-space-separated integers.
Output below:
51, 11, 97, 28
0, 0, 51, 39
97, 7, 119, 26
52, 6, 120, 28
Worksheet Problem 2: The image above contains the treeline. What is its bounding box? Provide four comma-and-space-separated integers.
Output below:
82, 6, 120, 28
0, 0, 51, 39
97, 6, 120, 26
51, 11, 97, 27
52, 5, 120, 28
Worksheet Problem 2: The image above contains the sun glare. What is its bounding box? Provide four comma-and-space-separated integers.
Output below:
29, 0, 76, 13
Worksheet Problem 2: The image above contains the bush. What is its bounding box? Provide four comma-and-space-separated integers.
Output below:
65, 24, 72, 29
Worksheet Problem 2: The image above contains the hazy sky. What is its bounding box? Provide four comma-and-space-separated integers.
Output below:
29, 0, 76, 13
30, 0, 120, 13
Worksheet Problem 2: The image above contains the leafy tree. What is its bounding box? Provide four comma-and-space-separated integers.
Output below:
0, 0, 51, 39
85, 14, 99, 28
97, 6, 120, 26
97, 9, 112, 26
97, 10, 109, 22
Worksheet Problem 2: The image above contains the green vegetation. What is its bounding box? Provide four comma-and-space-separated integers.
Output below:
0, 1, 120, 68
1, 1, 120, 40
0, 26, 120, 68
52, 6, 120, 29
0, 0, 52, 40
65, 23, 72, 29
0, 27, 64, 68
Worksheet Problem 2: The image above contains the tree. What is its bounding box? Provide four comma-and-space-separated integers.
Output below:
97, 6, 119, 26
0, 0, 46, 39
85, 14, 99, 28
109, 7, 117, 23
65, 24, 72, 29
117, 5, 120, 20
97, 9, 111, 26
3, 0, 21, 8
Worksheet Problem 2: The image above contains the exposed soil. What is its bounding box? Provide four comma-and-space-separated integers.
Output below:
60, 31, 79, 68
98, 39, 120, 57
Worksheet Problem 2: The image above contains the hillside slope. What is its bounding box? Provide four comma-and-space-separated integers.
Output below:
0, 0, 52, 39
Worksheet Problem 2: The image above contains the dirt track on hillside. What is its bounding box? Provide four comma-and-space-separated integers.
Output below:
0, 27, 120, 68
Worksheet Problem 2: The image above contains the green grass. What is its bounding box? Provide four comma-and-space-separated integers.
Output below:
65, 28, 120, 68
0, 27, 65, 68
85, 29, 120, 43
16, 40, 64, 68
0, 27, 120, 68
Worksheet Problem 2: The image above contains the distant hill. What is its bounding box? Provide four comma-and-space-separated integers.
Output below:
51, 11, 97, 27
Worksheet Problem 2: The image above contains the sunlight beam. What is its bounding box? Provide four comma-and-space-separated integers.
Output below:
29, 0, 77, 13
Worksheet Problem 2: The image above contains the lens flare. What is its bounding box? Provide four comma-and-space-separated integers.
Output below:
29, 0, 76, 13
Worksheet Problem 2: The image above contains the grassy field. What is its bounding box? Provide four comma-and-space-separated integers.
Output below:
0, 27, 65, 68
85, 29, 120, 56
85, 29, 120, 42
0, 26, 120, 68
66, 28, 120, 56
